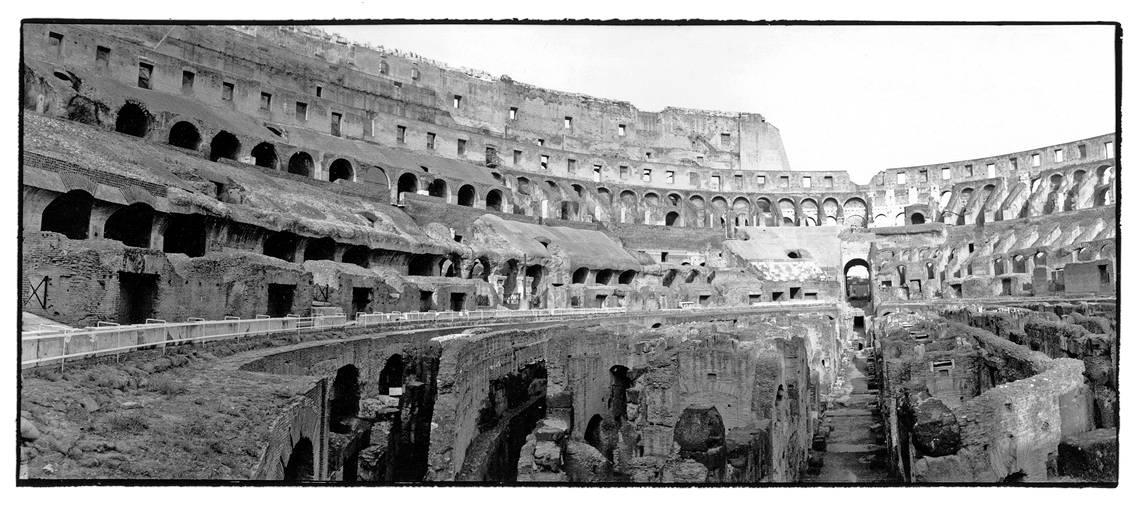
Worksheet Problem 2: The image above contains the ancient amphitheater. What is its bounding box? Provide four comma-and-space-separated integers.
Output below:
18, 24, 1118, 484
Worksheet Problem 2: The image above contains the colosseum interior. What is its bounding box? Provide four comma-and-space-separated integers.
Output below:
17, 23, 1119, 485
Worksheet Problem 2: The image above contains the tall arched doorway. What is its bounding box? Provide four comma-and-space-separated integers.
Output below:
843, 258, 871, 302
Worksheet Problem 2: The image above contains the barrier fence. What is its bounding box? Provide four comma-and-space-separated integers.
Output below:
21, 301, 835, 368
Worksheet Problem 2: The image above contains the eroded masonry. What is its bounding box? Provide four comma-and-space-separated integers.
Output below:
18, 24, 1117, 483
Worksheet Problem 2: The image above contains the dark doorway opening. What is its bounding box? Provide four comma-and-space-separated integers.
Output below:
342, 245, 370, 268
267, 283, 295, 317
397, 173, 419, 196
378, 354, 404, 395
330, 364, 360, 433
450, 292, 466, 311
251, 142, 278, 169
114, 102, 150, 138
288, 152, 314, 177
303, 237, 336, 262
263, 231, 300, 262
104, 203, 154, 248
41, 190, 93, 239
208, 131, 241, 162
162, 214, 207, 257
283, 437, 314, 481
328, 159, 353, 182
418, 290, 433, 312
167, 121, 201, 151
116, 272, 158, 324
408, 254, 436, 276
351, 287, 372, 316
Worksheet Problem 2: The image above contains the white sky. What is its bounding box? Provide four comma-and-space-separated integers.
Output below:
328, 24, 1115, 184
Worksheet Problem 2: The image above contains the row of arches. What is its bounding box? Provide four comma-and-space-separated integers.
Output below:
147, 114, 359, 183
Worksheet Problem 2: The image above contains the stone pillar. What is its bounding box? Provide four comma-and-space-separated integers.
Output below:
149, 214, 169, 251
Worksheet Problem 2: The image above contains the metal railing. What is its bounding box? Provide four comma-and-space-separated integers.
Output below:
20, 300, 837, 368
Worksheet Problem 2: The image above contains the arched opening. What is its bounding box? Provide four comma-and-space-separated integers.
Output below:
287, 152, 314, 177
618, 270, 637, 285
526, 264, 545, 304
114, 102, 150, 138
66, 96, 99, 125
303, 237, 336, 262
673, 406, 726, 476
283, 437, 314, 481
251, 142, 278, 169
665, 211, 680, 226
844, 258, 871, 301
342, 245, 370, 268
516, 177, 531, 195
263, 231, 300, 262
167, 121, 201, 150
583, 414, 605, 452
428, 178, 448, 198
41, 190, 93, 239
663, 269, 678, 287
208, 131, 241, 162
471, 257, 491, 281
911, 213, 926, 225
595, 269, 614, 285
378, 354, 405, 395
328, 158, 353, 182
104, 203, 154, 248
440, 255, 461, 278
397, 173, 419, 196
457, 185, 476, 207
843, 198, 868, 227
330, 364, 360, 434
408, 254, 436, 276
572, 267, 589, 284
485, 189, 503, 211
162, 214, 207, 257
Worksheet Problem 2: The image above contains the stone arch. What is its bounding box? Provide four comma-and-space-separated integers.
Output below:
644, 192, 660, 207
843, 198, 868, 227
667, 193, 682, 206
485, 189, 503, 211
843, 258, 871, 300
287, 152, 315, 177
471, 257, 491, 281
800, 198, 818, 226
114, 101, 151, 138
104, 203, 154, 248
41, 190, 93, 239
457, 185, 477, 207
251, 142, 278, 169
397, 173, 419, 196
516, 177, 531, 195
328, 158, 354, 182
330, 364, 360, 433
665, 211, 680, 226
208, 131, 241, 162
283, 437, 315, 481
427, 178, 448, 199
408, 254, 437, 276
911, 212, 926, 225
303, 237, 336, 261
673, 406, 726, 473
595, 269, 614, 285
167, 121, 201, 150
378, 354, 405, 394
1094, 186, 1112, 207
572, 267, 590, 284
777, 198, 796, 225
596, 187, 612, 204
618, 270, 637, 285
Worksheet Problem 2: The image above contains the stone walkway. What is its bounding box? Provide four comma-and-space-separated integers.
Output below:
804, 344, 897, 484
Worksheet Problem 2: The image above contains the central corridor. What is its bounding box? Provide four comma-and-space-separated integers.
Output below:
804, 336, 898, 483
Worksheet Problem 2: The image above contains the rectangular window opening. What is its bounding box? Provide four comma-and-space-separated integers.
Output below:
396, 125, 406, 144
222, 82, 234, 101
618, 124, 626, 136
426, 132, 436, 150
137, 62, 154, 89
457, 138, 467, 156
181, 70, 194, 91
330, 112, 342, 137
96, 45, 110, 65
509, 107, 517, 120
453, 95, 462, 108
259, 92, 272, 111
295, 102, 308, 122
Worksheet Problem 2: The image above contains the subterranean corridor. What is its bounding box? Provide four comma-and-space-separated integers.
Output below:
459, 361, 548, 481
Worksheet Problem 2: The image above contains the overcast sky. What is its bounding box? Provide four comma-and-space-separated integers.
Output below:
328, 24, 1115, 184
